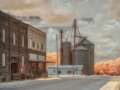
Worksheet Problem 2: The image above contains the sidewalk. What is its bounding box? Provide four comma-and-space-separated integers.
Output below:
0, 77, 60, 88
0, 80, 35, 88
36, 77, 60, 80
100, 78, 120, 90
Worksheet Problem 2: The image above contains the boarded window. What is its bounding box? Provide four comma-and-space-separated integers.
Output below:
29, 53, 37, 61
2, 29, 5, 42
2, 53, 5, 66
13, 33, 16, 45
29, 38, 32, 48
22, 36, 24, 47
22, 56, 25, 67
38, 55, 45, 61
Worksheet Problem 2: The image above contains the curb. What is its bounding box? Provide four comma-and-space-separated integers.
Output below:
100, 81, 120, 90
36, 77, 60, 81
0, 80, 35, 88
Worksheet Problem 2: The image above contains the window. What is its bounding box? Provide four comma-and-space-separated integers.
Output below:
29, 53, 37, 61
39, 42, 41, 50
22, 36, 24, 47
22, 56, 25, 67
32, 41, 35, 48
37, 42, 39, 49
13, 33, 16, 45
35, 41, 37, 49
2, 53, 5, 67
38, 55, 45, 61
2, 29, 5, 42
41, 43, 43, 51
58, 71, 61, 74
29, 38, 32, 48
67, 71, 72, 74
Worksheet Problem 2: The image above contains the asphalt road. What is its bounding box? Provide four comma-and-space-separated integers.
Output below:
2, 76, 111, 90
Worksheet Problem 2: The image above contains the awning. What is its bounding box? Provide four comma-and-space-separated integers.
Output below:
29, 60, 54, 63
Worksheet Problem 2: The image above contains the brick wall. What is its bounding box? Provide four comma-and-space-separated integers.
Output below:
0, 11, 28, 81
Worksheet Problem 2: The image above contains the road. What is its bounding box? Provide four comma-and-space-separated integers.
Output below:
2, 76, 112, 90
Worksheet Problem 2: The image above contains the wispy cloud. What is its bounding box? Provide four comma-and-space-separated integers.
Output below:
0, 0, 120, 62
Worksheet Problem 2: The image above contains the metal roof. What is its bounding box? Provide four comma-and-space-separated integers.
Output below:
47, 65, 83, 68
81, 39, 94, 45
75, 46, 88, 50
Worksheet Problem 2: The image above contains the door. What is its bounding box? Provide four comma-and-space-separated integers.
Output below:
11, 62, 19, 80
11, 63, 18, 74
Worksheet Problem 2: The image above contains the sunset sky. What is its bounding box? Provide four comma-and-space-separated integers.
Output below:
0, 0, 120, 62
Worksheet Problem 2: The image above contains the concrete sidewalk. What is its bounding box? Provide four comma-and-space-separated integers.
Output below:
0, 80, 35, 88
0, 77, 60, 88
100, 79, 120, 90
36, 77, 60, 80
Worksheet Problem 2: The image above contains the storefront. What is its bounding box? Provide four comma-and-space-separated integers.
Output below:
29, 61, 45, 78
28, 53, 47, 78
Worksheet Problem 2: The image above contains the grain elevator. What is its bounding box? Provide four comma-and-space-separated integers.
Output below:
60, 19, 94, 75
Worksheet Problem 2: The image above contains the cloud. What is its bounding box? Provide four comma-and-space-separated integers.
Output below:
0, 0, 75, 24
106, 0, 120, 19
0, 0, 120, 62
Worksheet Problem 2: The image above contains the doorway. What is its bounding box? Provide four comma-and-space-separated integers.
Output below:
11, 63, 18, 74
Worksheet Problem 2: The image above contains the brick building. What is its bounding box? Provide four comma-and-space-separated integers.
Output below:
28, 25, 46, 78
0, 10, 47, 82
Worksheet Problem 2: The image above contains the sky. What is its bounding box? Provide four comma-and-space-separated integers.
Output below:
0, 0, 120, 62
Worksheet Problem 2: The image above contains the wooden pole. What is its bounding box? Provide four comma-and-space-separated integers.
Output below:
60, 30, 63, 65
73, 19, 77, 49
56, 34, 58, 77
73, 19, 77, 75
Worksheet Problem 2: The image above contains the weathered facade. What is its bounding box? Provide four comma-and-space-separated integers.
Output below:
0, 10, 11, 82
28, 25, 46, 78
0, 11, 28, 81
0, 10, 47, 82
47, 65, 83, 76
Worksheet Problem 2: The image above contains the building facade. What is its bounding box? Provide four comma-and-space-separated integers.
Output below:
47, 65, 83, 76
0, 10, 47, 82
28, 25, 46, 78
0, 11, 28, 81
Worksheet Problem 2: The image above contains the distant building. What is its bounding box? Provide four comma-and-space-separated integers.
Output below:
61, 39, 94, 75
75, 39, 94, 75
47, 65, 83, 76
0, 10, 47, 82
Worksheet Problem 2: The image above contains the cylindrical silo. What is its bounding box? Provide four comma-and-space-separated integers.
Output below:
61, 42, 71, 65
72, 46, 90, 75
81, 39, 94, 75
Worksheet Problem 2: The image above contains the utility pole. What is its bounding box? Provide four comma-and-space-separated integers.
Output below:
60, 29, 63, 65
73, 19, 77, 75
73, 19, 77, 49
56, 34, 59, 77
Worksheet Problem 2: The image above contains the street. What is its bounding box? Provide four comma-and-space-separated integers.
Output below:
1, 76, 113, 90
